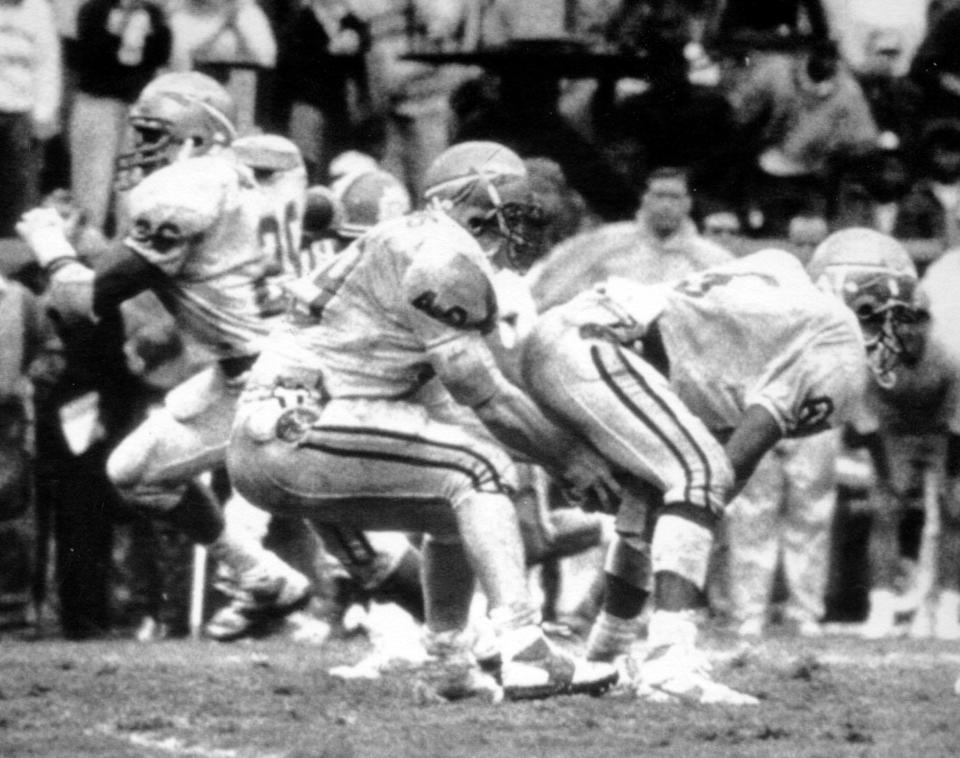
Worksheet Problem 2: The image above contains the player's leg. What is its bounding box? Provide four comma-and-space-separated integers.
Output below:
229, 395, 618, 701
523, 328, 755, 704
781, 431, 840, 636
936, 470, 960, 639
107, 366, 312, 626
725, 447, 784, 637
862, 433, 912, 638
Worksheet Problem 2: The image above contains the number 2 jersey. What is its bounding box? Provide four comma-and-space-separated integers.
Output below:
552, 249, 868, 438
244, 210, 500, 400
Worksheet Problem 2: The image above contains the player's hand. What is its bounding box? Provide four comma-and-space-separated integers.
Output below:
16, 207, 77, 268
559, 443, 622, 514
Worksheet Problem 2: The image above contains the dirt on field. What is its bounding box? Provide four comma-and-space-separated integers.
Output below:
1, 631, 960, 758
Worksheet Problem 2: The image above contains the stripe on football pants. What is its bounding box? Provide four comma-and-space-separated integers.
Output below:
301, 424, 506, 494
590, 344, 714, 509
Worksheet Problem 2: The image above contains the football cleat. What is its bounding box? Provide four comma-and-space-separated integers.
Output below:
499, 626, 619, 700
635, 643, 757, 705
205, 569, 313, 642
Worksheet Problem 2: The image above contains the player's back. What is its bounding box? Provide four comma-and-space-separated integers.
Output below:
123, 154, 278, 358
253, 210, 498, 398
571, 249, 866, 434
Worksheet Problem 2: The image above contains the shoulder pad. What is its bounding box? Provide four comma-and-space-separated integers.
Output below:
402, 237, 498, 335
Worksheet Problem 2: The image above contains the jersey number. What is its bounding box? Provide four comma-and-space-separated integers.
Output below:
259, 201, 300, 277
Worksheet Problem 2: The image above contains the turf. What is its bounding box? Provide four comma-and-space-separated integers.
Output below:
1, 631, 959, 758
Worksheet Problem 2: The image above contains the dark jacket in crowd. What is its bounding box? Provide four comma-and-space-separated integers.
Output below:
73, 0, 172, 102
277, 8, 370, 112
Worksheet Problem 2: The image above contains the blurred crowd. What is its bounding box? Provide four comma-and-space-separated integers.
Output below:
4, 0, 960, 646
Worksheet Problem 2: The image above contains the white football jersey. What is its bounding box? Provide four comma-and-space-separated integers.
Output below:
249, 210, 500, 398
123, 154, 282, 359
563, 249, 868, 437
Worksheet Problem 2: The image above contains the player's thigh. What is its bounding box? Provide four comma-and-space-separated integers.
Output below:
228, 396, 516, 534
108, 366, 237, 487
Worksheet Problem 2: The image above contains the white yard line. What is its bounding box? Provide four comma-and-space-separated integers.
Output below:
89, 723, 287, 758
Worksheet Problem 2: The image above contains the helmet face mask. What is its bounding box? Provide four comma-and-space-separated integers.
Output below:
474, 177, 547, 272
825, 264, 926, 386
809, 228, 925, 388
116, 73, 237, 190
424, 141, 547, 272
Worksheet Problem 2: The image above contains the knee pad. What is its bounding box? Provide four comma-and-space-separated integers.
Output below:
650, 512, 714, 590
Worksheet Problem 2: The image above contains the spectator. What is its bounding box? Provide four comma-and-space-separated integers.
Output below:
357, 0, 473, 200
594, 41, 738, 210
167, 0, 276, 72
452, 68, 635, 222
725, 432, 842, 638
529, 167, 733, 318
909, 4, 960, 120
29, 190, 146, 638
824, 0, 927, 80
0, 271, 54, 633
726, 40, 878, 236
277, 0, 371, 184
831, 143, 912, 236
70, 0, 172, 232
852, 28, 924, 152
0, 0, 62, 238
895, 119, 960, 250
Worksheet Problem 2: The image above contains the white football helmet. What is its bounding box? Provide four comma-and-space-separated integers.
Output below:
116, 72, 238, 188
808, 227, 927, 386
332, 169, 412, 239
423, 141, 547, 272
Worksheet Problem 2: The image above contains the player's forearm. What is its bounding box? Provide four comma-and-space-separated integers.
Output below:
724, 404, 783, 496
472, 385, 569, 474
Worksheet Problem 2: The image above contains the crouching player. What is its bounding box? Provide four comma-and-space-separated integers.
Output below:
520, 248, 869, 704
227, 142, 620, 701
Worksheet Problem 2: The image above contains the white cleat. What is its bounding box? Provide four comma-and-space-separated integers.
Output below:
500, 626, 618, 701
636, 643, 757, 706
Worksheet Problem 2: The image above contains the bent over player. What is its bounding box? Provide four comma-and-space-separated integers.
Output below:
520, 248, 868, 704
227, 141, 620, 701
18, 72, 312, 633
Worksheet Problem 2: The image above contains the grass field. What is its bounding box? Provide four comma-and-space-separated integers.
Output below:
2, 628, 960, 758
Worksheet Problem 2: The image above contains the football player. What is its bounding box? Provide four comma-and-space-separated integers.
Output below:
227, 141, 620, 702
811, 228, 960, 640
17, 72, 314, 638
519, 248, 868, 705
